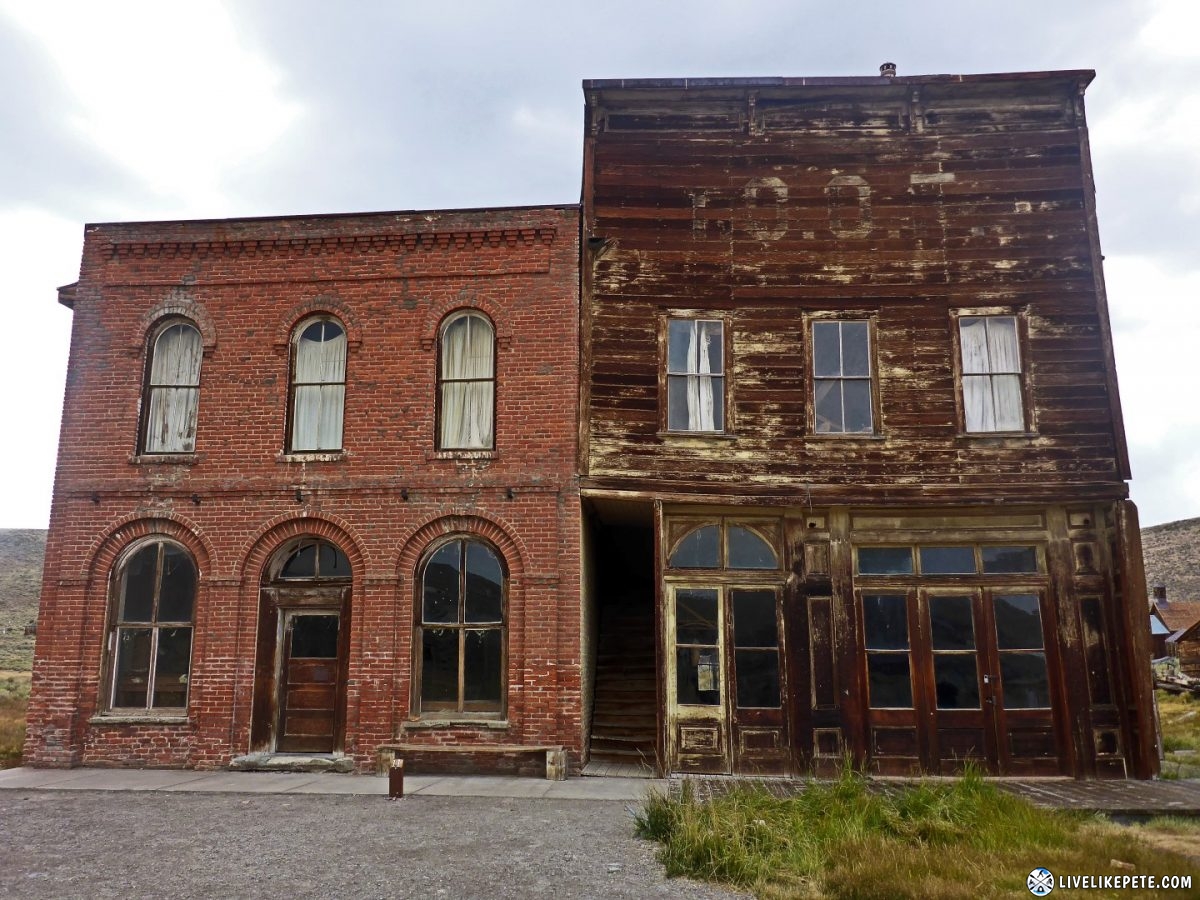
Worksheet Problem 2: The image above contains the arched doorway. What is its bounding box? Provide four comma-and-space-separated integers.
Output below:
251, 538, 352, 754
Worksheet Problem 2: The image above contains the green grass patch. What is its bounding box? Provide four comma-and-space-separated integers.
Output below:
635, 767, 1200, 899
1158, 690, 1200, 779
0, 672, 29, 768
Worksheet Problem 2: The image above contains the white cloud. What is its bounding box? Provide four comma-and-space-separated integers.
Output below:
1138, 0, 1200, 59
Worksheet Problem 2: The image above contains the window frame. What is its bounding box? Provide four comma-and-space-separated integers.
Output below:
661, 315, 730, 435
414, 536, 508, 719
435, 310, 497, 452
139, 318, 204, 455
103, 538, 197, 716
805, 314, 880, 437
950, 309, 1034, 436
286, 314, 348, 454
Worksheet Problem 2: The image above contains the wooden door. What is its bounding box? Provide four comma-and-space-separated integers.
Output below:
276, 611, 342, 753
668, 586, 730, 773
728, 588, 789, 774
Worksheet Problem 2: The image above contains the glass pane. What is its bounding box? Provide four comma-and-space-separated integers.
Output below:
152, 627, 192, 708
697, 321, 723, 374
814, 379, 843, 433
676, 589, 719, 645
992, 374, 1024, 431
1000, 652, 1051, 708
667, 319, 694, 373
933, 654, 980, 709
962, 374, 994, 432
919, 546, 977, 575
158, 545, 195, 622
463, 629, 503, 707
867, 653, 912, 708
732, 590, 777, 648
423, 542, 461, 624
959, 317, 989, 374
812, 322, 842, 377
709, 378, 725, 430
667, 375, 690, 431
421, 628, 458, 708
857, 547, 913, 575
727, 526, 777, 569
280, 543, 318, 579
290, 615, 339, 658
841, 322, 870, 376
981, 545, 1039, 574
669, 526, 719, 568
676, 647, 720, 705
318, 542, 351, 578
994, 594, 1044, 650
464, 542, 504, 623
735, 650, 780, 708
113, 628, 153, 707
842, 379, 873, 432
929, 595, 975, 651
863, 594, 909, 650
120, 545, 158, 623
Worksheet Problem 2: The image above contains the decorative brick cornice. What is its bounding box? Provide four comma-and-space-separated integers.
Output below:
103, 227, 557, 261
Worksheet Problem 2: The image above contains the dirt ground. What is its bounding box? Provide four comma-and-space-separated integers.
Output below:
0, 790, 748, 900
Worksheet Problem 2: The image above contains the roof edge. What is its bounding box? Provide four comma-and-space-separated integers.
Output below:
583, 69, 1096, 91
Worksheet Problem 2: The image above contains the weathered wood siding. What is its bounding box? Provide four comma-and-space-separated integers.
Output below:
582, 74, 1128, 505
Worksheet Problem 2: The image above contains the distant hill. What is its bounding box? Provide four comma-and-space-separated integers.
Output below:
0, 529, 45, 671
1142, 516, 1200, 604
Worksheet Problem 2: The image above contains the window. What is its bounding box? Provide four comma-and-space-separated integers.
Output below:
667, 318, 724, 431
668, 521, 779, 571
289, 317, 346, 452
142, 321, 202, 453
108, 540, 196, 712
438, 312, 495, 449
959, 315, 1024, 432
418, 538, 505, 715
812, 320, 873, 433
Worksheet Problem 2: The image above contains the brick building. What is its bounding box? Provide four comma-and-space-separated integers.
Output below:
24, 205, 584, 772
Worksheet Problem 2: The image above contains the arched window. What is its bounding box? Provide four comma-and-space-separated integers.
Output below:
668, 522, 779, 570
418, 538, 505, 714
274, 538, 352, 580
438, 312, 495, 449
289, 316, 346, 452
142, 321, 203, 453
108, 540, 196, 711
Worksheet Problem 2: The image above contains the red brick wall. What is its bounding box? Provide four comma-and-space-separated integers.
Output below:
25, 206, 583, 772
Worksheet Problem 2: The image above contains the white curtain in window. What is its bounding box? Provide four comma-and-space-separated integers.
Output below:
961, 316, 1024, 432
292, 322, 346, 451
145, 323, 202, 453
440, 314, 494, 448
686, 322, 718, 431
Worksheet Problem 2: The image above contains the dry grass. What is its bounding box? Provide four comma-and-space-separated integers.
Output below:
0, 672, 30, 768
635, 767, 1200, 899
1158, 690, 1200, 779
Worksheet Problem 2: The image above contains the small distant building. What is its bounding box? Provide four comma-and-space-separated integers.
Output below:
1150, 584, 1200, 663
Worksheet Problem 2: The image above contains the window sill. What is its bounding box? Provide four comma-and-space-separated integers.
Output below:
805, 432, 886, 441
89, 713, 191, 726
129, 452, 201, 466
276, 451, 347, 463
656, 431, 737, 442
426, 449, 498, 461
955, 431, 1038, 441
402, 718, 510, 731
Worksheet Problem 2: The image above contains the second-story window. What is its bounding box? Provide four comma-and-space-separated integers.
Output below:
142, 321, 203, 454
438, 312, 495, 449
667, 318, 724, 432
290, 317, 346, 452
812, 320, 873, 434
959, 315, 1024, 433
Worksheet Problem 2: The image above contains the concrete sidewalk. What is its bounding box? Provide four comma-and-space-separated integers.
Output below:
0, 765, 664, 800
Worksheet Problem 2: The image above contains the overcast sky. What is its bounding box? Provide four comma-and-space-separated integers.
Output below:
1, 0, 1197, 529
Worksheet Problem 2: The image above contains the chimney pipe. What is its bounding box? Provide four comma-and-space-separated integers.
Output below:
1153, 583, 1167, 605
880, 62, 897, 78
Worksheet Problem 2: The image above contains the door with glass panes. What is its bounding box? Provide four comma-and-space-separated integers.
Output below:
668, 585, 788, 774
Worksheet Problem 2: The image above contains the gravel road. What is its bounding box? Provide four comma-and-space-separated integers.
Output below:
0, 790, 749, 899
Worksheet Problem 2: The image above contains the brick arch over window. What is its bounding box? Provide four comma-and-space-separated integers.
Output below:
420, 301, 513, 352
273, 297, 363, 354
239, 512, 367, 585
130, 294, 217, 358
395, 513, 527, 586
83, 514, 213, 584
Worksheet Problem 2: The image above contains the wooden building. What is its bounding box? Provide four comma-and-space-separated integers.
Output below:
578, 69, 1157, 778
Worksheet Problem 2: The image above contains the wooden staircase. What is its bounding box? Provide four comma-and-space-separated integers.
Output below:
587, 598, 658, 773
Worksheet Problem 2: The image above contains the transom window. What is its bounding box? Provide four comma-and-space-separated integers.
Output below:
438, 312, 495, 450
108, 540, 196, 712
418, 538, 506, 715
959, 315, 1025, 433
668, 521, 779, 570
856, 544, 1041, 576
289, 316, 347, 452
275, 539, 351, 580
142, 321, 203, 453
812, 320, 874, 434
667, 318, 724, 432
